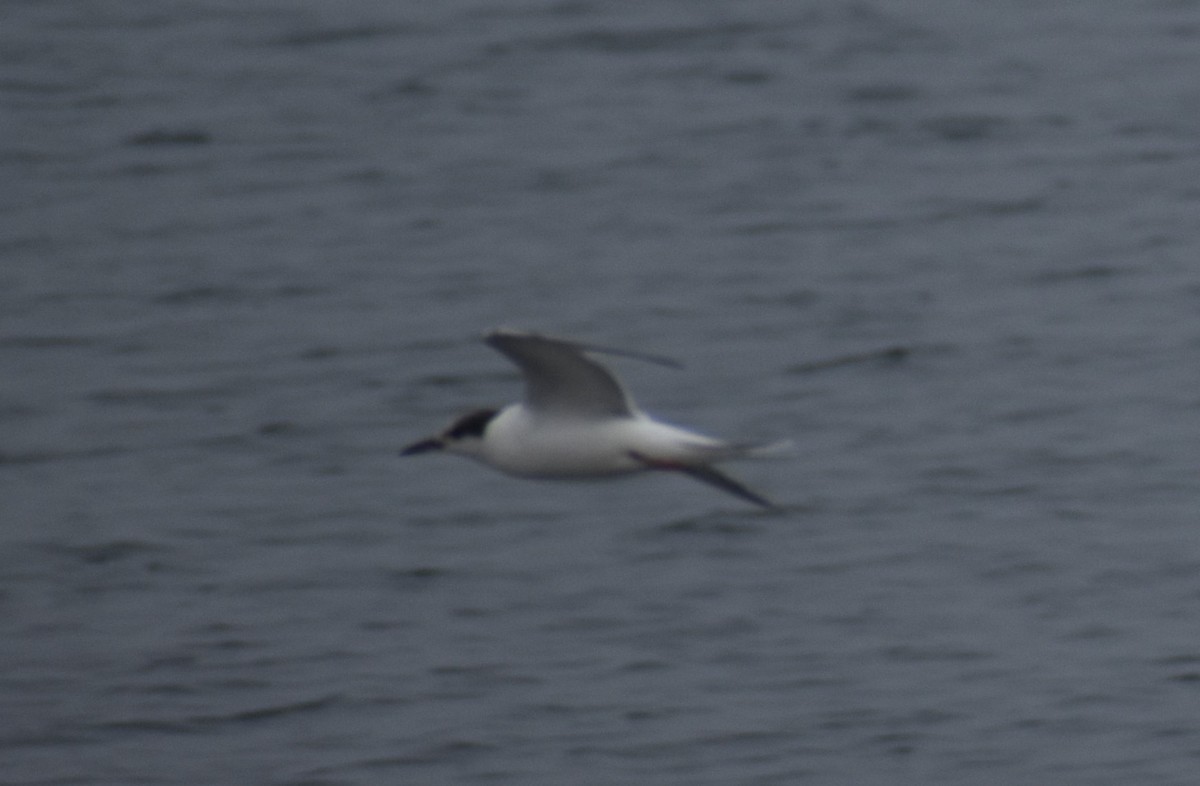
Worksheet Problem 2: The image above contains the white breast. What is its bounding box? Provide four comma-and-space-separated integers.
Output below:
479, 405, 719, 478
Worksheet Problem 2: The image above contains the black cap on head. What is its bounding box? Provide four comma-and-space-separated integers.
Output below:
444, 408, 499, 440
400, 408, 499, 457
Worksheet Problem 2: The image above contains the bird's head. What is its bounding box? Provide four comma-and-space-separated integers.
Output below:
400, 408, 499, 460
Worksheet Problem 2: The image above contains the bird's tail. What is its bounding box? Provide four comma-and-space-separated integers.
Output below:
688, 438, 796, 463
740, 438, 796, 459
631, 438, 790, 509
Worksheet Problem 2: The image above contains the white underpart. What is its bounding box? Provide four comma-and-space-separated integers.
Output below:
468, 404, 729, 478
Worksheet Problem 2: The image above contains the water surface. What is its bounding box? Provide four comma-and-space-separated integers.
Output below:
3, 1, 1200, 784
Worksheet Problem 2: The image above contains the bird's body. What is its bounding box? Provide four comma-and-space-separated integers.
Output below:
401, 329, 783, 508
469, 405, 727, 478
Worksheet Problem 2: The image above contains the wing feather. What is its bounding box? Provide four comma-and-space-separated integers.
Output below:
676, 464, 775, 509
484, 328, 678, 418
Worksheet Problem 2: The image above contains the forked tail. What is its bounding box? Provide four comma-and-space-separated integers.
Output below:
685, 438, 796, 463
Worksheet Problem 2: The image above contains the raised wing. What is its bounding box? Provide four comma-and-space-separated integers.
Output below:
483, 328, 679, 418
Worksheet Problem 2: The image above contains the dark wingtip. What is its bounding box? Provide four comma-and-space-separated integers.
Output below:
675, 464, 776, 509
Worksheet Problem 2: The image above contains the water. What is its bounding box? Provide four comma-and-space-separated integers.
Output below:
3, 1, 1200, 783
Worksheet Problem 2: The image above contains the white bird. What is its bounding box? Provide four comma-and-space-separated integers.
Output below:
401, 328, 783, 508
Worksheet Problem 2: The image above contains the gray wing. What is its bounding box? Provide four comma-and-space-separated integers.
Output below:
676, 465, 775, 509
483, 328, 679, 418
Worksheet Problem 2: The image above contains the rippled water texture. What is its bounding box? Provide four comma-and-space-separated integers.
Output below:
3, 1, 1200, 784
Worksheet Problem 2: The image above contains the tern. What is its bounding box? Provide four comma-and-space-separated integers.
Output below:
401, 328, 782, 508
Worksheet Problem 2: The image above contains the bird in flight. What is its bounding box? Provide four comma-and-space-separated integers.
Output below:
401, 328, 784, 508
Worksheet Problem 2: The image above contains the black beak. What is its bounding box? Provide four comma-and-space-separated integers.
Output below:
400, 437, 444, 456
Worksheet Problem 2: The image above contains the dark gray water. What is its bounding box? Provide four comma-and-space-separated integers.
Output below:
4, 1, 1200, 784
